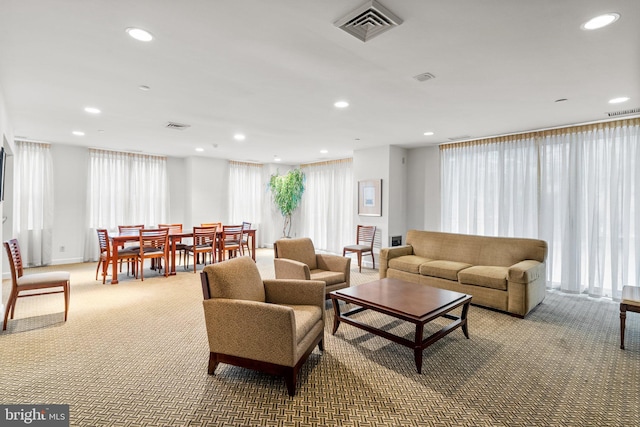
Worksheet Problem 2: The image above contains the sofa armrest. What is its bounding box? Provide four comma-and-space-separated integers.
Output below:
203, 298, 296, 365
274, 258, 311, 280
379, 245, 414, 278
508, 260, 545, 283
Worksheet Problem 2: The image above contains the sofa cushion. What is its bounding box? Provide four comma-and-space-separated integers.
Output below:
310, 269, 345, 286
419, 260, 472, 281
389, 255, 431, 274
458, 266, 509, 291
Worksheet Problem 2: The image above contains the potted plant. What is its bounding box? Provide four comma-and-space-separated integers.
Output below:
269, 169, 305, 237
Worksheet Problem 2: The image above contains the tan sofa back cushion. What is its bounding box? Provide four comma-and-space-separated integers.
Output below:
406, 230, 547, 267
203, 256, 266, 302
274, 237, 318, 270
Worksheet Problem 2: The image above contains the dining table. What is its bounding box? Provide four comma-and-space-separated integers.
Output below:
108, 228, 257, 284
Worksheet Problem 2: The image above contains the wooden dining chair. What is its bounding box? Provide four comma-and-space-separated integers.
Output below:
3, 238, 71, 330
117, 224, 144, 273
220, 225, 244, 260
137, 228, 170, 281
343, 225, 377, 272
96, 229, 139, 284
159, 223, 187, 266
240, 221, 252, 258
185, 225, 218, 273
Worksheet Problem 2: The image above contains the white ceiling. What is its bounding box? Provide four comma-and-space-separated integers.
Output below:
0, 0, 638, 165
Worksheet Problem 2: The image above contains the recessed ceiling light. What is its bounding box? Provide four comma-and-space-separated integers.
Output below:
423, 131, 434, 136
126, 27, 154, 42
138, 85, 150, 91
72, 131, 85, 136
84, 107, 101, 114
609, 96, 630, 104
274, 156, 281, 162
334, 100, 349, 108
233, 133, 246, 141
320, 149, 328, 154
195, 147, 204, 152
581, 13, 620, 30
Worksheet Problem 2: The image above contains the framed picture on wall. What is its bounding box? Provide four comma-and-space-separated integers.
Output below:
358, 179, 382, 216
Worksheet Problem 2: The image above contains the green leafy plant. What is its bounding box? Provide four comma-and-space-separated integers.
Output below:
269, 169, 305, 237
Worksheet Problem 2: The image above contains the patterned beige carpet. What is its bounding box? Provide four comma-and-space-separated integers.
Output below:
1, 249, 639, 426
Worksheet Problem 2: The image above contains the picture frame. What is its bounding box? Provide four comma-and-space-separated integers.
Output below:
358, 179, 382, 216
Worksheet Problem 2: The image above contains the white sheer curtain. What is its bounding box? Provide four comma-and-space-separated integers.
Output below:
441, 136, 538, 238
441, 118, 640, 298
539, 121, 640, 298
85, 149, 168, 260
300, 159, 353, 254
228, 161, 265, 247
13, 141, 54, 266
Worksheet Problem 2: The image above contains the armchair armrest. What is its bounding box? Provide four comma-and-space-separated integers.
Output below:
274, 258, 311, 280
508, 260, 545, 284
203, 298, 297, 365
379, 245, 414, 278
264, 279, 325, 323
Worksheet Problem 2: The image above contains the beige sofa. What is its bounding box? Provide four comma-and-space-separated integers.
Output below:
380, 230, 548, 317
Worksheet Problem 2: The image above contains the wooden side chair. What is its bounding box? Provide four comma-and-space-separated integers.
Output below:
220, 225, 243, 260
620, 285, 640, 349
3, 238, 70, 331
96, 229, 139, 284
159, 223, 187, 266
343, 225, 377, 272
185, 225, 218, 273
240, 221, 252, 258
137, 228, 170, 281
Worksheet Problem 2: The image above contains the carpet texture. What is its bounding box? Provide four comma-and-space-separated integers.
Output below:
1, 249, 639, 426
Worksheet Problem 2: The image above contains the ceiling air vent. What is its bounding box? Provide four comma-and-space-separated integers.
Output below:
166, 122, 191, 130
334, 0, 403, 42
448, 135, 472, 142
414, 72, 436, 82
606, 107, 640, 118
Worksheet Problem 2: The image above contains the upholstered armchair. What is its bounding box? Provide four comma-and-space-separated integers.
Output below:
200, 256, 325, 396
273, 237, 351, 297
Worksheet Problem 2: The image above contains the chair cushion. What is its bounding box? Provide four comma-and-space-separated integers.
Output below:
17, 271, 70, 287
203, 257, 265, 302
389, 255, 431, 274
344, 244, 371, 251
419, 260, 472, 281
275, 238, 317, 270
622, 286, 640, 307
310, 270, 345, 286
458, 266, 509, 291
282, 304, 323, 344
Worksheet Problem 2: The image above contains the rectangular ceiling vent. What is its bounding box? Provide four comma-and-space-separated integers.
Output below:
606, 107, 640, 118
448, 135, 472, 141
334, 0, 403, 42
166, 122, 191, 130
414, 72, 436, 82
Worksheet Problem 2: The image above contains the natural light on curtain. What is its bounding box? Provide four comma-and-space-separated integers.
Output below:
441, 136, 538, 238
300, 159, 353, 254
441, 118, 640, 298
539, 121, 640, 298
228, 161, 265, 247
13, 141, 54, 266
85, 149, 168, 260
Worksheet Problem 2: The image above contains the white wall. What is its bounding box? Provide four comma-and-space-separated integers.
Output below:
406, 146, 441, 231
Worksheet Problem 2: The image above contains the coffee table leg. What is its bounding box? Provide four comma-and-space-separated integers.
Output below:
461, 301, 470, 339
331, 296, 341, 334
414, 323, 424, 374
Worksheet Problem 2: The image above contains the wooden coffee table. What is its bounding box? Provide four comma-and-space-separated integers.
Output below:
330, 278, 472, 373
